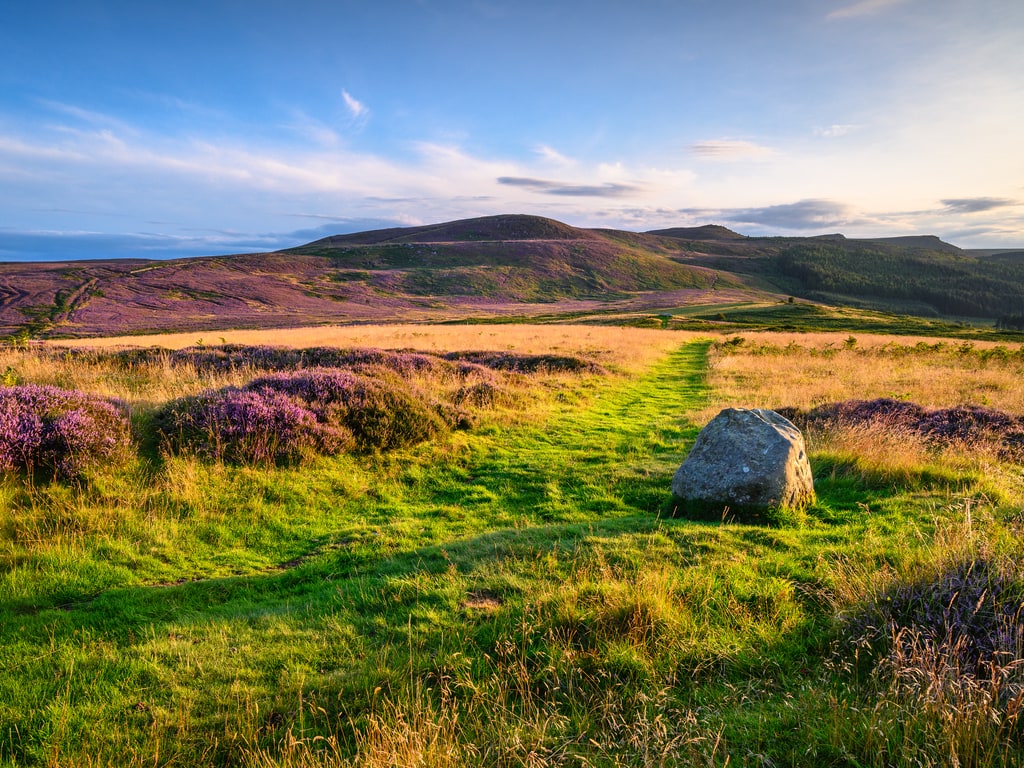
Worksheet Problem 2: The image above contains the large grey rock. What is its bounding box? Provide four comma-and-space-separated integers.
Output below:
671, 408, 814, 512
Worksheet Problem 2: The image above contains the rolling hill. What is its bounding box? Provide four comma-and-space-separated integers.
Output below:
1, 213, 1022, 339
0, 216, 740, 338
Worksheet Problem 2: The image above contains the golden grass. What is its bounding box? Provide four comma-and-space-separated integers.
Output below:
0, 347, 252, 407
701, 331, 1024, 422
32, 326, 1024, 425
46, 324, 704, 373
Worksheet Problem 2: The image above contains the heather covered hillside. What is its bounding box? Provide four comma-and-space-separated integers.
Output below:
0, 216, 743, 339
2, 214, 1024, 340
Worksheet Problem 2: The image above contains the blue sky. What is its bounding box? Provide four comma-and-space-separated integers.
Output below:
1, 0, 1022, 261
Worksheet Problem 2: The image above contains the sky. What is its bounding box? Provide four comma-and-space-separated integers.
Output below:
1, 0, 1023, 261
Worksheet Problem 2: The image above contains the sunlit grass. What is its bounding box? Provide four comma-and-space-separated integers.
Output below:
2, 325, 1024, 766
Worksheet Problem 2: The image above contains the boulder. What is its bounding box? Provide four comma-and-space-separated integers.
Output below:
671, 408, 814, 516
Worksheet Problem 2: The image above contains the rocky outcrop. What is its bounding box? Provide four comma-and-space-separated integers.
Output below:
671, 408, 814, 517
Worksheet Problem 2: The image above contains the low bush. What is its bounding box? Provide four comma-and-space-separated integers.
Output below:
847, 558, 1024, 676
169, 345, 454, 377
442, 350, 606, 374
837, 558, 1024, 765
788, 398, 1024, 457
156, 368, 459, 463
154, 386, 353, 465
246, 369, 454, 450
0, 384, 132, 480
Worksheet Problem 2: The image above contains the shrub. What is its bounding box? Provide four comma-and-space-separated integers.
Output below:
790, 398, 1024, 457
168, 345, 456, 378
848, 559, 1024, 676
0, 384, 132, 479
837, 559, 1024, 765
453, 381, 510, 408
441, 351, 605, 374
156, 369, 456, 463
245, 370, 451, 451
155, 387, 353, 465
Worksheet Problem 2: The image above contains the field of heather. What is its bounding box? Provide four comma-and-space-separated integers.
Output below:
2, 326, 1024, 767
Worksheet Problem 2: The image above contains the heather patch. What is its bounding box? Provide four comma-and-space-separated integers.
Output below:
835, 557, 1024, 763
156, 368, 458, 463
786, 398, 1024, 457
846, 559, 1024, 679
52, 344, 462, 377
0, 384, 131, 480
247, 369, 459, 448
122, 344, 601, 379
154, 387, 353, 465
170, 344, 456, 377
442, 350, 606, 374
453, 380, 511, 408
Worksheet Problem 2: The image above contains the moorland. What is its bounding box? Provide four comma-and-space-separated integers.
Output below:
2, 217, 1024, 766
3, 214, 1024, 340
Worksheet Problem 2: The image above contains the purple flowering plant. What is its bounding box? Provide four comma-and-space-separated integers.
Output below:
787, 397, 1024, 457
0, 384, 132, 480
156, 368, 459, 464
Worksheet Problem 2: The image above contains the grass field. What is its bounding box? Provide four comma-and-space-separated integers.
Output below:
3, 325, 1024, 766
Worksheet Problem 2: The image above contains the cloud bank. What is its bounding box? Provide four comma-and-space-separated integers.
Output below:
497, 177, 640, 197
940, 197, 1017, 214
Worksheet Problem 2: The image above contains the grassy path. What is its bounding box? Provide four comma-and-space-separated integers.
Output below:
0, 340, 720, 765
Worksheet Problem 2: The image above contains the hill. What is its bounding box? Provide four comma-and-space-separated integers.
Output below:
311, 213, 587, 245
3, 214, 1024, 339
645, 224, 746, 241
856, 234, 963, 254
0, 215, 739, 339
663, 233, 1024, 322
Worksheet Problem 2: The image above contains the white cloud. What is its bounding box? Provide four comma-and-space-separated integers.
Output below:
36, 99, 140, 135
690, 139, 778, 161
281, 107, 343, 148
342, 90, 368, 120
827, 0, 911, 20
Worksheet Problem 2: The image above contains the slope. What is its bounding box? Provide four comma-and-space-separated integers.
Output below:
0, 216, 738, 339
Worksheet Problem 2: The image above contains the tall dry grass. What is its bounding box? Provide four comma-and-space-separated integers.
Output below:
46, 325, 702, 373
0, 346, 254, 408
702, 332, 1024, 420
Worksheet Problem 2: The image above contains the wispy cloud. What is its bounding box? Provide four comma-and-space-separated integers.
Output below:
814, 124, 857, 138
827, 0, 910, 20
690, 139, 777, 161
342, 90, 368, 120
284, 109, 342, 148
940, 197, 1018, 214
497, 176, 640, 197
534, 144, 574, 166
36, 99, 139, 135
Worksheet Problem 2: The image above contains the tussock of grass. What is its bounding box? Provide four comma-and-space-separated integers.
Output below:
822, 509, 1024, 767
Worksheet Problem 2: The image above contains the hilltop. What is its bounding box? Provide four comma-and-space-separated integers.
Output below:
1, 214, 1023, 338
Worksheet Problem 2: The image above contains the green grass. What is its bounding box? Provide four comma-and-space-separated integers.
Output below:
625, 300, 1024, 341
2, 340, 1024, 765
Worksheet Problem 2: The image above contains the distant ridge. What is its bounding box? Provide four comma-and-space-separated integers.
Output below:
5, 212, 1024, 340
310, 214, 589, 246
856, 235, 962, 254
646, 225, 746, 241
